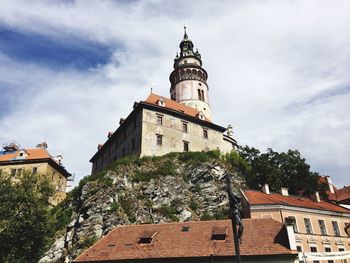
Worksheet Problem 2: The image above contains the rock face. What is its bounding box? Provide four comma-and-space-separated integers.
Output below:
39, 154, 243, 262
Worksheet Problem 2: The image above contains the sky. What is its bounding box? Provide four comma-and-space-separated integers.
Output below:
0, 0, 349, 189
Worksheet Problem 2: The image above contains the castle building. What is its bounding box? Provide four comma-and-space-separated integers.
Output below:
0, 142, 71, 205
241, 185, 350, 262
90, 30, 236, 173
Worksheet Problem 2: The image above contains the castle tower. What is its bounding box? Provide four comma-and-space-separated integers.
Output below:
169, 27, 212, 120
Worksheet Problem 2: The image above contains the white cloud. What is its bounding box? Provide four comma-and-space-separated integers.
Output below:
0, 0, 349, 187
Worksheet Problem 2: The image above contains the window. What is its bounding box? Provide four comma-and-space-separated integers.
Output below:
197, 89, 205, 101
203, 129, 208, 139
182, 122, 188, 133
324, 247, 334, 263
296, 246, 302, 252
32, 167, 38, 174
339, 248, 347, 263
332, 221, 340, 236
11, 169, 16, 176
304, 218, 313, 234
183, 141, 189, 152
286, 216, 298, 233
156, 134, 163, 146
310, 247, 320, 263
318, 219, 327, 235
211, 227, 227, 240
157, 115, 163, 126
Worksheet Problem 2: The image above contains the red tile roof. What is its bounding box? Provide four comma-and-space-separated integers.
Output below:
143, 93, 211, 122
0, 148, 51, 162
318, 176, 350, 203
244, 190, 350, 213
74, 219, 295, 262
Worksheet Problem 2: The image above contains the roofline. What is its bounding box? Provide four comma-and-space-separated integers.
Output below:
250, 204, 350, 217
0, 158, 71, 178
89, 101, 228, 162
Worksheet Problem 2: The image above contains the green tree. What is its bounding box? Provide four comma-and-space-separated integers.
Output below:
234, 146, 322, 196
0, 172, 55, 263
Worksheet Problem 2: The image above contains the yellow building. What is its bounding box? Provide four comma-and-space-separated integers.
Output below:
241, 185, 350, 263
0, 143, 71, 205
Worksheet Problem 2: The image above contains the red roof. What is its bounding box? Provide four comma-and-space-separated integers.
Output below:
143, 93, 211, 122
74, 219, 295, 262
244, 190, 350, 213
319, 176, 350, 203
0, 148, 51, 162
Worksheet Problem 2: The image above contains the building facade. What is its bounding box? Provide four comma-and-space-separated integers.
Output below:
0, 142, 71, 205
241, 185, 350, 262
74, 219, 298, 263
90, 30, 236, 173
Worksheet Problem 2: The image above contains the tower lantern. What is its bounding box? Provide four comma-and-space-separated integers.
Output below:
169, 27, 212, 120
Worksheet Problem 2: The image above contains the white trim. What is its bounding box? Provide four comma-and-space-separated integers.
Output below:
250, 204, 350, 217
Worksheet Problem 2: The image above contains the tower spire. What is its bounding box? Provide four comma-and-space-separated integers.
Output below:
184, 25, 188, 39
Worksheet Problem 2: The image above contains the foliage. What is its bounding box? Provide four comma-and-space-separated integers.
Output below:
159, 204, 179, 222
119, 195, 136, 223
132, 171, 159, 182
110, 202, 119, 212
76, 235, 98, 250
189, 198, 199, 210
0, 172, 56, 263
237, 146, 322, 195
200, 212, 215, 221
156, 159, 177, 175
50, 198, 73, 233
178, 150, 221, 163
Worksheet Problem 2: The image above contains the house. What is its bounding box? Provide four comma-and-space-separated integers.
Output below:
0, 142, 71, 205
241, 185, 350, 262
90, 29, 236, 173
74, 219, 298, 263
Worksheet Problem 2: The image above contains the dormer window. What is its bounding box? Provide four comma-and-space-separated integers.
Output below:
197, 112, 205, 120
157, 98, 165, 107
211, 227, 227, 240
139, 231, 157, 244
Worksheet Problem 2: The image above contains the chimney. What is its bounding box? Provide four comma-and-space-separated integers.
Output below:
108, 132, 113, 138
311, 191, 321, 203
262, 184, 270, 195
325, 176, 335, 194
36, 142, 48, 149
284, 217, 297, 250
97, 144, 103, 150
227, 125, 233, 137
119, 118, 125, 125
281, 187, 289, 196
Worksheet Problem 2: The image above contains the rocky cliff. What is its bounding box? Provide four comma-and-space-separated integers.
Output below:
39, 151, 244, 263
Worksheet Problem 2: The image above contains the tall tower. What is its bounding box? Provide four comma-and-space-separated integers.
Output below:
169, 27, 212, 120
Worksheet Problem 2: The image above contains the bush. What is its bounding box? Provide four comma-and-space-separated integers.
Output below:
132, 171, 159, 182
200, 212, 215, 221
159, 204, 179, 222
110, 202, 119, 212
119, 195, 136, 222
76, 235, 98, 250
156, 159, 177, 175
189, 198, 199, 210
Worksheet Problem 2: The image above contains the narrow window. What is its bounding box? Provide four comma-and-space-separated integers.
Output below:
286, 216, 298, 233
304, 218, 313, 234
310, 247, 320, 263
156, 134, 163, 146
157, 115, 163, 126
324, 247, 334, 263
182, 122, 188, 133
332, 221, 340, 236
198, 89, 202, 100
17, 168, 23, 175
296, 246, 302, 252
203, 129, 208, 139
32, 167, 38, 174
318, 219, 327, 235
338, 248, 347, 263
183, 141, 189, 152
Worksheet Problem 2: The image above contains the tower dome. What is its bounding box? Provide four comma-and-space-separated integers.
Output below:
169, 27, 211, 120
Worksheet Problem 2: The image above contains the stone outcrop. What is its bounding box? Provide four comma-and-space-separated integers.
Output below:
39, 154, 243, 262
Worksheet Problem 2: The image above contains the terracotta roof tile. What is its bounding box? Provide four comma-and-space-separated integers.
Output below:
244, 190, 350, 213
74, 219, 295, 262
0, 148, 51, 162
143, 93, 211, 122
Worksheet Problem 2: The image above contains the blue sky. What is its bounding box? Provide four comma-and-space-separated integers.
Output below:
0, 0, 349, 189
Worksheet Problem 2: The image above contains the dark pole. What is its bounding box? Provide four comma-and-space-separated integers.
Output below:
225, 173, 243, 263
